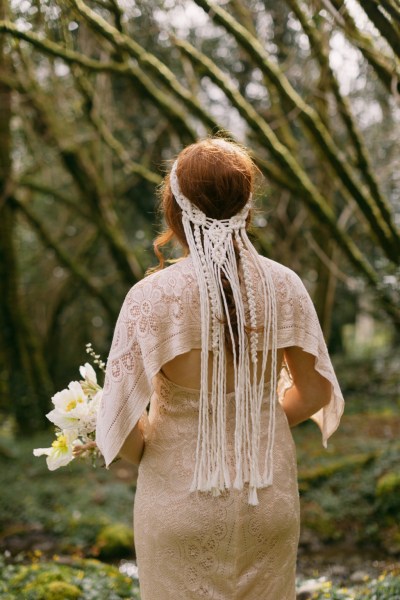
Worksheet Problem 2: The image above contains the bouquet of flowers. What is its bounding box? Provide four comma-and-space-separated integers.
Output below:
33, 344, 105, 470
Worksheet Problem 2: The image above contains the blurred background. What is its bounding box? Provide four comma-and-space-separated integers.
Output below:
0, 0, 399, 598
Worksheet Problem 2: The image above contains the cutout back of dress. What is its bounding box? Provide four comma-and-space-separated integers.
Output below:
161, 348, 285, 395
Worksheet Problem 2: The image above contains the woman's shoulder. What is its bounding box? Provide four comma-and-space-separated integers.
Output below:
257, 255, 304, 288
124, 256, 195, 298
257, 256, 317, 326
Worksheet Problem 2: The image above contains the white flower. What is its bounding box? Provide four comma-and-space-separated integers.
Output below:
79, 362, 97, 386
46, 381, 89, 430
79, 362, 101, 396
90, 389, 102, 412
78, 390, 102, 434
33, 429, 79, 470
33, 353, 105, 470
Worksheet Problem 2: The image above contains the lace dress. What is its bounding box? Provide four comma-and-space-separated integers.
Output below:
96, 255, 344, 600
134, 372, 300, 599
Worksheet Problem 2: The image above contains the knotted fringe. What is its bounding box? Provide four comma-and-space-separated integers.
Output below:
170, 159, 277, 506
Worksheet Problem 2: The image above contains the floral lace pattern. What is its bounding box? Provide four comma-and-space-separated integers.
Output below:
96, 255, 344, 467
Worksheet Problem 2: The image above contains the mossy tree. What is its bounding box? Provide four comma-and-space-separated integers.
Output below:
0, 0, 398, 429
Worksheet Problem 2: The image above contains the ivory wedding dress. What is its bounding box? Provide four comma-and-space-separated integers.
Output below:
96, 255, 344, 600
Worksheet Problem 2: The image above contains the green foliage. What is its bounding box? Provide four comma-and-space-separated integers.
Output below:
0, 432, 135, 556
96, 524, 134, 559
22, 581, 82, 600
299, 452, 376, 490
292, 351, 400, 552
310, 571, 400, 599
332, 352, 400, 414
0, 557, 139, 600
296, 436, 400, 549
376, 472, 400, 498
375, 471, 400, 536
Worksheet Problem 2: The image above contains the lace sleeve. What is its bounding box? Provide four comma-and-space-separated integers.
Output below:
276, 269, 344, 446
95, 285, 152, 467
95, 261, 202, 466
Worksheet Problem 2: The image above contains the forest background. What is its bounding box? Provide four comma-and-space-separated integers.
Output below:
0, 0, 399, 598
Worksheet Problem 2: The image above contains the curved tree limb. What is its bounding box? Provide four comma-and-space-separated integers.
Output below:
72, 70, 162, 186
43, 230, 104, 374
228, 0, 299, 154
173, 36, 314, 192
19, 178, 92, 221
13, 50, 147, 285
285, 0, 399, 246
356, 0, 400, 59
324, 0, 400, 93
173, 38, 400, 325
0, 20, 297, 203
0, 20, 196, 142
14, 197, 116, 319
68, 0, 221, 133
193, 0, 400, 263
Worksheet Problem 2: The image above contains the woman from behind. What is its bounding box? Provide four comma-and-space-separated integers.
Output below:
96, 138, 344, 600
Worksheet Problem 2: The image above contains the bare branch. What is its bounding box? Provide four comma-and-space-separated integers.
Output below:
356, 0, 400, 58
73, 70, 162, 186
379, 0, 400, 23
68, 0, 221, 132
285, 0, 399, 247
19, 178, 91, 221
193, 0, 400, 263
14, 197, 116, 319
324, 0, 400, 93
0, 20, 197, 142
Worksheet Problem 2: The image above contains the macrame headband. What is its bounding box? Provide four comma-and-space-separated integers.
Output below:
170, 144, 277, 506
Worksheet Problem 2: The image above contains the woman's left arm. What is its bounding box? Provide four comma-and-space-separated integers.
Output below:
118, 414, 148, 465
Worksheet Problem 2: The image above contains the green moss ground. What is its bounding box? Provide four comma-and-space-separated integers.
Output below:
0, 352, 399, 598
0, 556, 140, 599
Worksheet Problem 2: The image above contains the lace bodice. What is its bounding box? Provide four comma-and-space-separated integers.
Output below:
96, 255, 344, 467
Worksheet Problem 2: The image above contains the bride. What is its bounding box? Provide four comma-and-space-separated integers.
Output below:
95, 137, 344, 599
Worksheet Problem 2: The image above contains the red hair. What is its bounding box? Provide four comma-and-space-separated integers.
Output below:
153, 138, 256, 265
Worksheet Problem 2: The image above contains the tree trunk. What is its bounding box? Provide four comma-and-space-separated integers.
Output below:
312, 2, 337, 343
0, 0, 52, 431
